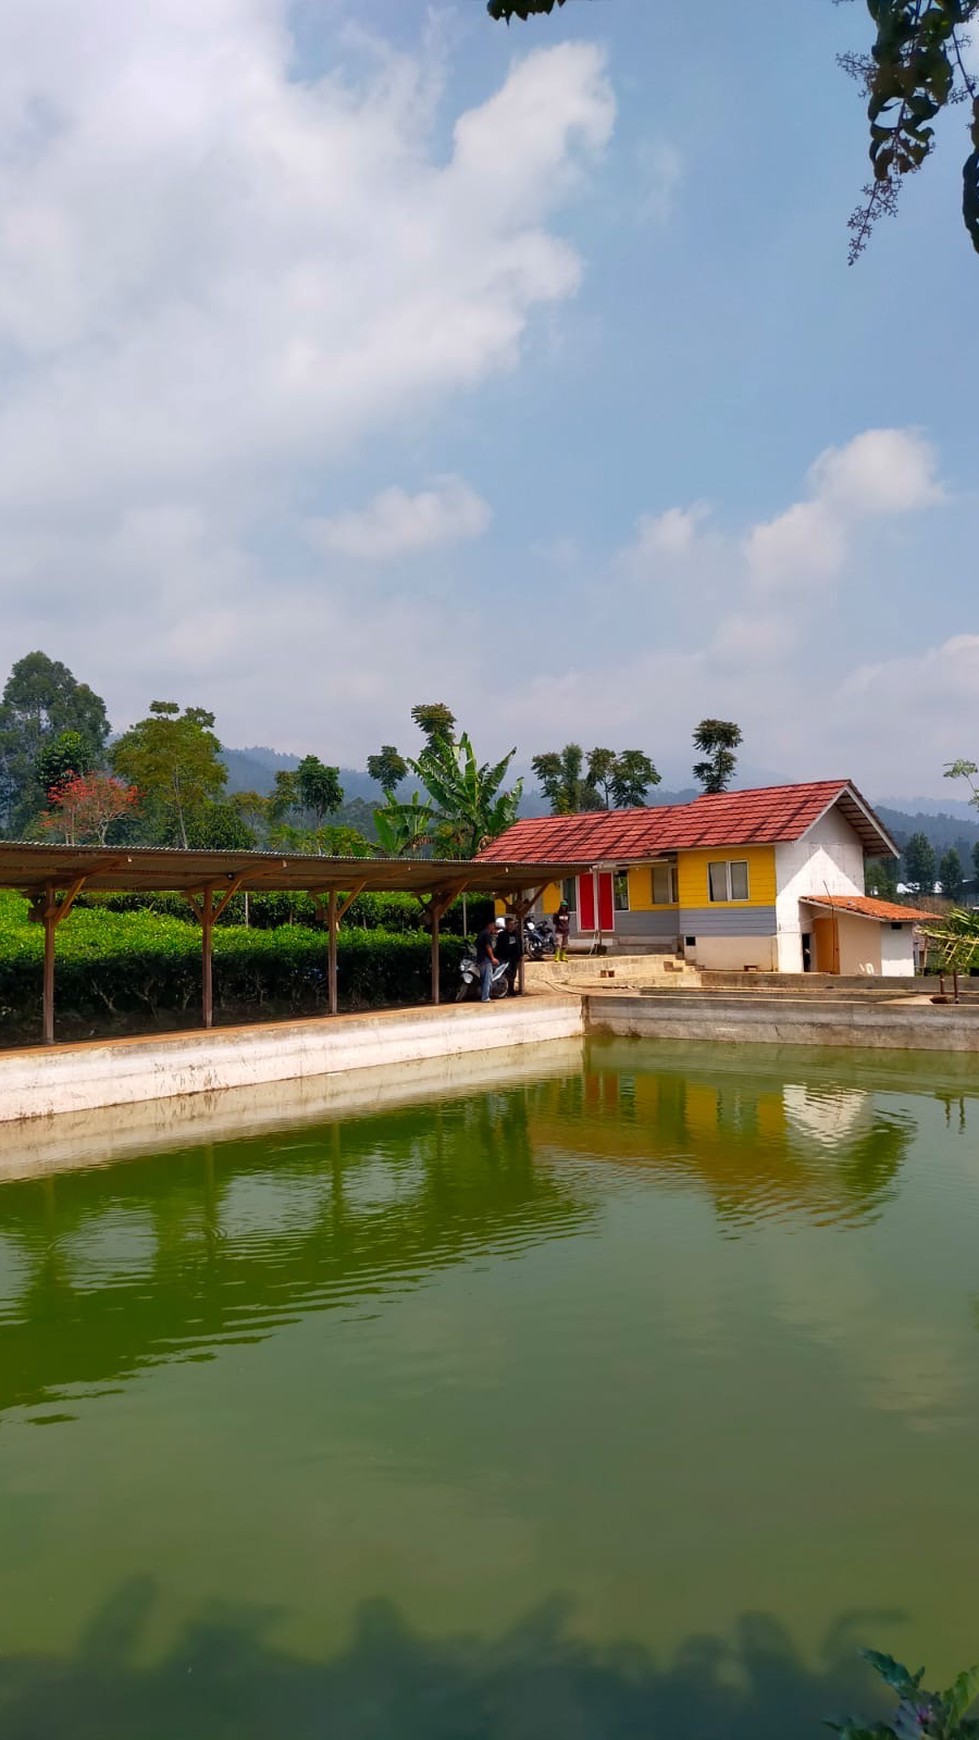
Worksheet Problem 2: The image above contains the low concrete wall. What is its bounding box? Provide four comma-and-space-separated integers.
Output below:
0, 997, 584, 1128
587, 992, 979, 1052
1, 1031, 586, 1180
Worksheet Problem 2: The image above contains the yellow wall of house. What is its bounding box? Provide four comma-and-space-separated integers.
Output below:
534, 854, 777, 914
626, 865, 677, 912
676, 845, 777, 909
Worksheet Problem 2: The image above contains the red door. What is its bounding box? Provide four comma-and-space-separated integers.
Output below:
578, 873, 595, 931
577, 872, 615, 934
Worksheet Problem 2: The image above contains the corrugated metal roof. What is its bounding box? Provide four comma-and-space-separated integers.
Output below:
479, 780, 896, 862
0, 843, 590, 898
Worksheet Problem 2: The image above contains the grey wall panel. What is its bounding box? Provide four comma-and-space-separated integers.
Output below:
679, 906, 777, 937
612, 910, 680, 937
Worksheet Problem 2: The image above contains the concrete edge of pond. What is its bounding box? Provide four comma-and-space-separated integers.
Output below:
0, 1028, 588, 1179
585, 992, 979, 1051
0, 997, 585, 1134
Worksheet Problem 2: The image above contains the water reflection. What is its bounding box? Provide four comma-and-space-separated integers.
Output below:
534, 1058, 917, 1231
0, 1092, 594, 1416
0, 1048, 971, 1415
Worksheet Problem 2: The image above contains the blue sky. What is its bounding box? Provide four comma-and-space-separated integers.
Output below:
0, 0, 976, 798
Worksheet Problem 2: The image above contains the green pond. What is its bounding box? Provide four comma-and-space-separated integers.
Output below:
1, 1038, 978, 1739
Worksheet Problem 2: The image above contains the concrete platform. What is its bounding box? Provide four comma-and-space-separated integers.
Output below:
525, 955, 700, 994
0, 997, 584, 1128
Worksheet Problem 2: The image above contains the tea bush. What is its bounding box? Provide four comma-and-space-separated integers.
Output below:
0, 891, 465, 1037
73, 887, 487, 934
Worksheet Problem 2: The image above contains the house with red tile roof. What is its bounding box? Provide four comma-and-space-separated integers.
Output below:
479, 780, 934, 975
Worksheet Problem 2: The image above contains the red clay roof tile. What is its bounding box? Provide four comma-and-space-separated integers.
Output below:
800, 894, 935, 923
480, 781, 893, 862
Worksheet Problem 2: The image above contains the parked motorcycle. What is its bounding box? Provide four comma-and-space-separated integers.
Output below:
456, 948, 511, 1001
523, 916, 556, 961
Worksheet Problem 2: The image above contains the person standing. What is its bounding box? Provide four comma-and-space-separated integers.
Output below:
553, 899, 571, 962
475, 917, 501, 1002
497, 913, 523, 995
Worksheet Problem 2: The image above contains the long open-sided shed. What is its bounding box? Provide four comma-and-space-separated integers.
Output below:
0, 843, 589, 1043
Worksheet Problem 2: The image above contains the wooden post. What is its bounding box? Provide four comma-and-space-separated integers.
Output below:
43, 896, 57, 1046
29, 876, 88, 1046
431, 905, 441, 1005
201, 885, 214, 1030
516, 896, 529, 996
328, 889, 338, 1016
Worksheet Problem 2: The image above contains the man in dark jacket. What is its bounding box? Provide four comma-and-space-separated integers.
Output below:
496, 913, 523, 995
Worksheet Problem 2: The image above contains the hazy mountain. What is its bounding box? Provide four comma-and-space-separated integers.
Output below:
876, 793, 979, 825
221, 746, 979, 867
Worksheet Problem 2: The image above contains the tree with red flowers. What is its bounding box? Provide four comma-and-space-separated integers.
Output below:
39, 772, 140, 845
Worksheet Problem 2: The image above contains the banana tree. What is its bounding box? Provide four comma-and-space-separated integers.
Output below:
372, 791, 434, 858
408, 731, 523, 859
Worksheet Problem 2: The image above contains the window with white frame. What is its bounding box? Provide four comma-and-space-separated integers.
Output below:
613, 872, 630, 912
650, 863, 678, 905
708, 859, 750, 902
561, 877, 577, 912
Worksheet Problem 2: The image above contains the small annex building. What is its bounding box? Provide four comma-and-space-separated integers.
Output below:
481, 779, 934, 976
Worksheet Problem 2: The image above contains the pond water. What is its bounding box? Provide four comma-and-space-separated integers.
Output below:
1, 1038, 978, 1739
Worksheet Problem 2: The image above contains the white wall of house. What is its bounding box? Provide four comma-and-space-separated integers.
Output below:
686, 934, 778, 971
775, 809, 869, 971
880, 923, 916, 976
836, 911, 882, 974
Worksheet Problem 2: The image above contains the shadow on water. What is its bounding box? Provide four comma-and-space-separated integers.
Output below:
0, 1579, 900, 1740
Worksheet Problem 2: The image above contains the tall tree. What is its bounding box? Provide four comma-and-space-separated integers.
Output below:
692, 720, 743, 795
110, 702, 226, 849
0, 652, 110, 835
296, 756, 344, 826
36, 730, 96, 797
939, 846, 964, 901
903, 831, 937, 894
487, 0, 979, 260
532, 744, 599, 815
610, 750, 660, 808
586, 748, 617, 808
409, 730, 522, 857
366, 746, 408, 796
866, 856, 900, 900
268, 769, 300, 825
411, 702, 456, 747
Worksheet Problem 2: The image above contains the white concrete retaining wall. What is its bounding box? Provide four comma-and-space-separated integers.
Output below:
588, 993, 979, 1052
0, 998, 584, 1128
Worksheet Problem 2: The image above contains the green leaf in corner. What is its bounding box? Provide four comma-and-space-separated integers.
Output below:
861, 1651, 925, 1699
944, 1665, 979, 1725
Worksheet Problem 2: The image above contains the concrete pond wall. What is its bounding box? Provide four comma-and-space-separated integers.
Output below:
585, 992, 979, 1052
0, 997, 584, 1131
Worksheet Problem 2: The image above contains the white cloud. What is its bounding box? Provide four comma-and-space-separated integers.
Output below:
810, 427, 945, 517
309, 477, 491, 561
745, 428, 943, 593
0, 7, 613, 517
616, 503, 710, 573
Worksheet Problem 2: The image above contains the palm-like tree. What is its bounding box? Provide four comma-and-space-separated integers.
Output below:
692, 720, 743, 794
409, 732, 523, 858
